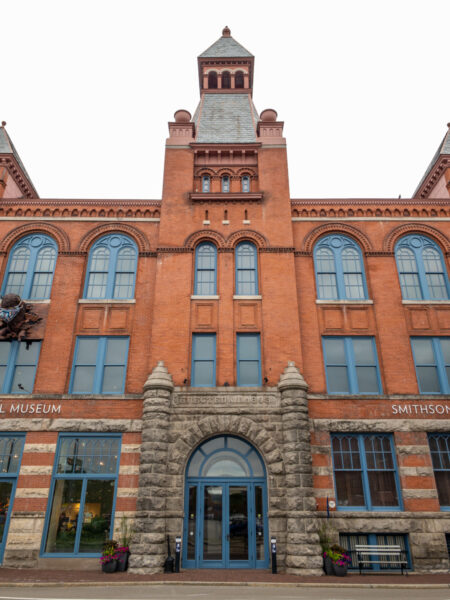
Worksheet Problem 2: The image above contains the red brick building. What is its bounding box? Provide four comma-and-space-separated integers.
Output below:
0, 27, 449, 573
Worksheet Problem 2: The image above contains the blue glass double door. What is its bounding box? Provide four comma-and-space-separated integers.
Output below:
184, 480, 268, 569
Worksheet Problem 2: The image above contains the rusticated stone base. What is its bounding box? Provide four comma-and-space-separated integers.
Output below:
322, 512, 450, 573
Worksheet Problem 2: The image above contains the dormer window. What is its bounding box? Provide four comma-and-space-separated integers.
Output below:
222, 71, 231, 89
241, 175, 250, 193
202, 175, 210, 193
222, 175, 230, 193
208, 71, 218, 89
235, 71, 244, 89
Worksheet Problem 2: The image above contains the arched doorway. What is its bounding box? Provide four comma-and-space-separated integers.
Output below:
183, 435, 269, 569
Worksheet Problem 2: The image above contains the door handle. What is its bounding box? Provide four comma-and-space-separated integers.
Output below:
226, 534, 230, 541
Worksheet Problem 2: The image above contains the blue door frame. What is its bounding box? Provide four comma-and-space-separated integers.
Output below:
0, 434, 25, 564
183, 479, 269, 569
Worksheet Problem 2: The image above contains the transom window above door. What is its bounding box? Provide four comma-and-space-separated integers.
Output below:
187, 436, 265, 478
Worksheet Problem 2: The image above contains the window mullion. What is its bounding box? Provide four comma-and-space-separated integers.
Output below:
434, 338, 448, 393
415, 247, 428, 300
23, 246, 38, 299
4, 342, 19, 394
359, 435, 371, 510
106, 247, 117, 298
95, 338, 107, 394
335, 248, 345, 299
345, 338, 357, 393
73, 477, 88, 554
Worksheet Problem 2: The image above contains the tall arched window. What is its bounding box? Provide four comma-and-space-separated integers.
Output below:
222, 175, 230, 193
314, 234, 367, 300
208, 71, 218, 89
222, 71, 231, 89
395, 234, 449, 300
241, 175, 250, 193
235, 71, 244, 88
194, 243, 217, 295
84, 234, 138, 299
2, 234, 57, 300
235, 242, 258, 295
202, 175, 210, 193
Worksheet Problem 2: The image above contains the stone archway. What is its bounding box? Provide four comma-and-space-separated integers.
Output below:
129, 362, 323, 575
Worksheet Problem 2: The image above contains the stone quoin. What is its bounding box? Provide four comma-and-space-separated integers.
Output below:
0, 27, 449, 574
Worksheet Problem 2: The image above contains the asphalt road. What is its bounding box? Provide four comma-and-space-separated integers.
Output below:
0, 585, 449, 600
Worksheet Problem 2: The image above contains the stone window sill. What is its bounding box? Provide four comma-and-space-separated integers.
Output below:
316, 299, 373, 305
78, 299, 136, 304
233, 295, 262, 300
191, 295, 219, 300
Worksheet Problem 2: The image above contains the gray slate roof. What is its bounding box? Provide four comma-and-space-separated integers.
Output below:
199, 35, 253, 58
414, 127, 450, 196
195, 94, 258, 143
0, 126, 37, 195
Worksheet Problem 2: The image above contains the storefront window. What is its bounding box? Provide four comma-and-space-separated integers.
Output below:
43, 435, 120, 556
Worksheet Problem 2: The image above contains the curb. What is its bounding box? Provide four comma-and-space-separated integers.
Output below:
0, 581, 449, 589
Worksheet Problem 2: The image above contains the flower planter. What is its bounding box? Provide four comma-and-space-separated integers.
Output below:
332, 562, 348, 577
117, 551, 130, 572
323, 555, 334, 575
101, 559, 118, 573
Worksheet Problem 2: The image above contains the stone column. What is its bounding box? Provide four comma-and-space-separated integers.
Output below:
128, 362, 173, 574
278, 362, 323, 575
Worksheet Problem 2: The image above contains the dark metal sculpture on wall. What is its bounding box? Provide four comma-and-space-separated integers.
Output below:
0, 294, 41, 340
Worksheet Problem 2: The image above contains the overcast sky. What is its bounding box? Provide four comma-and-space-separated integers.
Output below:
2, 0, 449, 200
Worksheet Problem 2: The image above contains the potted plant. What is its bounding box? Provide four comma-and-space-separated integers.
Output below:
116, 516, 133, 572
323, 544, 351, 576
100, 539, 119, 573
318, 521, 338, 575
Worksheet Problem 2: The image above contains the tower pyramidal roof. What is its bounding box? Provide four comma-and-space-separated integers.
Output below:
199, 26, 253, 58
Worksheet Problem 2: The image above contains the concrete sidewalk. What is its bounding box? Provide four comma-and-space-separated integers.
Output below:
0, 568, 449, 588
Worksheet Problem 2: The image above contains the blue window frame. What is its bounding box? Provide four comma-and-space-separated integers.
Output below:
2, 234, 57, 300
41, 434, 121, 557
184, 435, 269, 569
0, 434, 25, 564
322, 337, 382, 394
237, 333, 261, 387
314, 234, 367, 300
194, 243, 217, 295
202, 175, 210, 193
411, 337, 450, 394
84, 234, 137, 300
191, 333, 216, 387
221, 175, 230, 193
339, 533, 411, 571
70, 337, 129, 394
331, 433, 402, 511
235, 242, 258, 295
241, 175, 250, 193
428, 434, 450, 509
0, 340, 41, 394
395, 235, 450, 300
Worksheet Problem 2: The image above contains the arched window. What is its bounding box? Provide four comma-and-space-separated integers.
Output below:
84, 234, 137, 299
314, 234, 367, 300
241, 175, 250, 193
395, 234, 450, 300
2, 234, 57, 300
222, 175, 230, 193
235, 242, 258, 295
194, 243, 217, 295
208, 71, 218, 89
202, 175, 210, 193
222, 71, 231, 89
235, 71, 244, 88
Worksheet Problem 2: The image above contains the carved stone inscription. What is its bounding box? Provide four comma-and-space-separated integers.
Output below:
172, 392, 279, 407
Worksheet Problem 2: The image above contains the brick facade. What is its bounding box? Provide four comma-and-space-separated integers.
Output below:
0, 28, 449, 574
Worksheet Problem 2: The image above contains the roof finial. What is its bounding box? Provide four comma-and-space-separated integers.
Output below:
1, 122, 6, 128
222, 26, 231, 37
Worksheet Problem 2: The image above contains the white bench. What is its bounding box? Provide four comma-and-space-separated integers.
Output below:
355, 544, 408, 575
